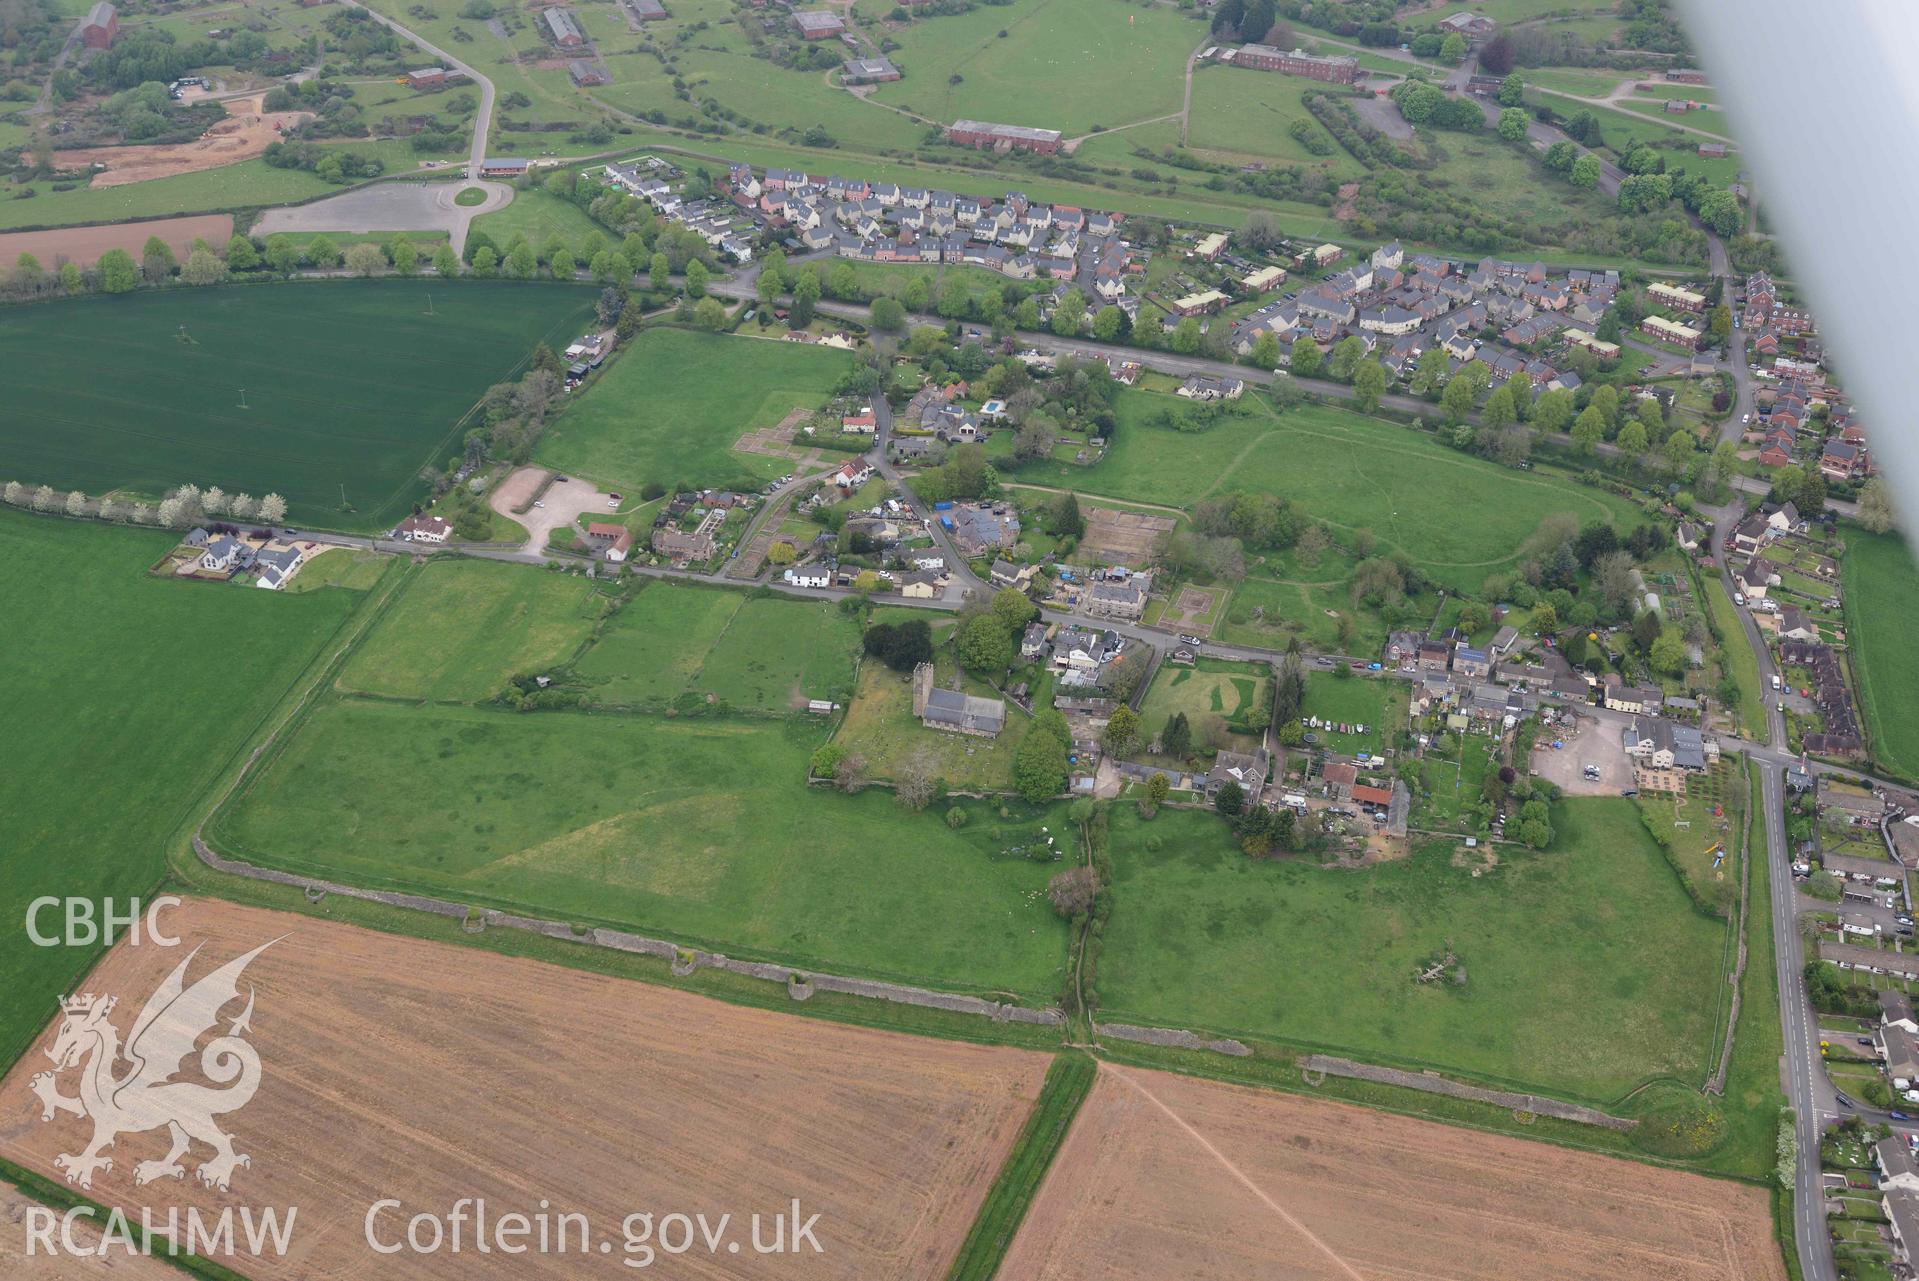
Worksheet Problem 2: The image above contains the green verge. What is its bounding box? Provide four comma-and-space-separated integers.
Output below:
1703, 565, 1768, 740
1843, 529, 1919, 781
944, 1052, 1098, 1281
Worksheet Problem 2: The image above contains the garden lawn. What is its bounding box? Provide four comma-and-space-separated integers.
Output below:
833, 652, 1033, 791
1097, 797, 1728, 1102
0, 281, 596, 530
0, 510, 362, 1065
1138, 657, 1270, 749
867, 0, 1199, 135
537, 328, 853, 492
1844, 530, 1919, 780
1302, 671, 1406, 757
208, 698, 1071, 997
1084, 392, 1644, 593
337, 557, 605, 703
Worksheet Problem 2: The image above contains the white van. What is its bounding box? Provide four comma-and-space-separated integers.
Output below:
1770, 674, 1782, 691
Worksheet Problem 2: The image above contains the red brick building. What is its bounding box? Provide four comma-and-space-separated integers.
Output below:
80, 1, 117, 48
1232, 43, 1358, 84
791, 9, 844, 38
946, 119, 1062, 154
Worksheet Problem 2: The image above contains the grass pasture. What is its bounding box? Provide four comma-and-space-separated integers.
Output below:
572, 580, 861, 712
1185, 66, 1362, 174
208, 698, 1072, 997
337, 557, 606, 703
0, 509, 363, 1064
833, 651, 1033, 791
0, 282, 596, 529
868, 0, 1200, 136
537, 328, 854, 493
1844, 530, 1919, 780
1086, 392, 1645, 594
1097, 797, 1729, 1102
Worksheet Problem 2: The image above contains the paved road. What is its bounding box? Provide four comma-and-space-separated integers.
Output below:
1754, 757, 1841, 1281
345, 1, 495, 185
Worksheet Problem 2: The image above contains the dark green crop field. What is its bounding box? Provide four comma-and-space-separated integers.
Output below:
0, 282, 595, 530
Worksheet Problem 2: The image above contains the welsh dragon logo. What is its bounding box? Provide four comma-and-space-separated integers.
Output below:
29, 940, 278, 1193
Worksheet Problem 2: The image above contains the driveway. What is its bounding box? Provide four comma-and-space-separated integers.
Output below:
489, 467, 617, 555
1528, 709, 1633, 796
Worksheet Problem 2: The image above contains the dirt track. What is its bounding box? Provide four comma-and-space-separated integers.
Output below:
56, 97, 311, 188
0, 214, 233, 268
1002, 1064, 1787, 1281
0, 899, 1049, 1278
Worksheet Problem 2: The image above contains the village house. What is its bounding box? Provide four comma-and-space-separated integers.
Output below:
252, 545, 306, 591
394, 513, 451, 543
1622, 716, 1710, 772
1083, 576, 1149, 622
1603, 684, 1663, 715
652, 527, 717, 562
1206, 747, 1271, 801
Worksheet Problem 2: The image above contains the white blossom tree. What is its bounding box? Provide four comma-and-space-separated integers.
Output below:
130, 503, 154, 525
32, 484, 56, 512
97, 497, 121, 522
257, 493, 288, 525
203, 486, 228, 516
156, 496, 187, 528
2, 481, 22, 505
65, 490, 87, 517
229, 493, 258, 520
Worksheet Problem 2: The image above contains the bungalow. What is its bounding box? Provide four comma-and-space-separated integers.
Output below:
831, 459, 874, 492
1776, 605, 1817, 642
1177, 374, 1244, 401
899, 569, 944, 599
252, 544, 305, 591
394, 513, 451, 543
840, 406, 877, 434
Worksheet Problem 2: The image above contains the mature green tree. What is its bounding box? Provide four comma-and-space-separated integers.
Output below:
1569, 153, 1602, 188
1497, 73, 1524, 107
1015, 710, 1071, 801
1272, 651, 1306, 730
1650, 628, 1689, 675
1051, 288, 1087, 337
1051, 490, 1084, 537
649, 251, 669, 291
1616, 420, 1649, 455
387, 237, 417, 276
1102, 706, 1141, 758
1571, 405, 1606, 453
1439, 31, 1467, 62
1327, 335, 1365, 382
11, 251, 44, 294
1352, 359, 1386, 412
871, 295, 906, 332
684, 258, 709, 298
1248, 329, 1281, 370
307, 234, 341, 269
791, 268, 821, 327
1497, 107, 1529, 142
1440, 371, 1477, 423
1289, 336, 1322, 378
1590, 383, 1620, 430
1171, 316, 1202, 354
1214, 780, 1245, 817
1480, 384, 1516, 432
956, 610, 1015, 670
1857, 477, 1898, 534
1162, 711, 1192, 759
1709, 304, 1732, 347
99, 248, 139, 293
226, 235, 259, 272
265, 235, 301, 277
1093, 305, 1126, 342
141, 235, 176, 282
1144, 771, 1170, 815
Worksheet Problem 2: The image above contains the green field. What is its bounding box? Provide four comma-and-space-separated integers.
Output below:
208, 697, 1071, 997
471, 186, 608, 252
337, 557, 606, 702
0, 509, 363, 1062
1079, 392, 1645, 593
1138, 657, 1270, 748
1185, 67, 1362, 174
0, 160, 337, 231
0, 282, 597, 529
1301, 671, 1407, 757
1844, 530, 1919, 779
573, 580, 860, 712
1097, 797, 1728, 1101
869, 0, 1200, 135
538, 328, 854, 492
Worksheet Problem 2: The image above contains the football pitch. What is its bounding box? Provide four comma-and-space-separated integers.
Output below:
0, 281, 596, 529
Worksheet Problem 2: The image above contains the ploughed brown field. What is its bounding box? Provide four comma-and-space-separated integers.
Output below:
0, 215, 234, 270
1002, 1064, 1787, 1281
0, 899, 1049, 1278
